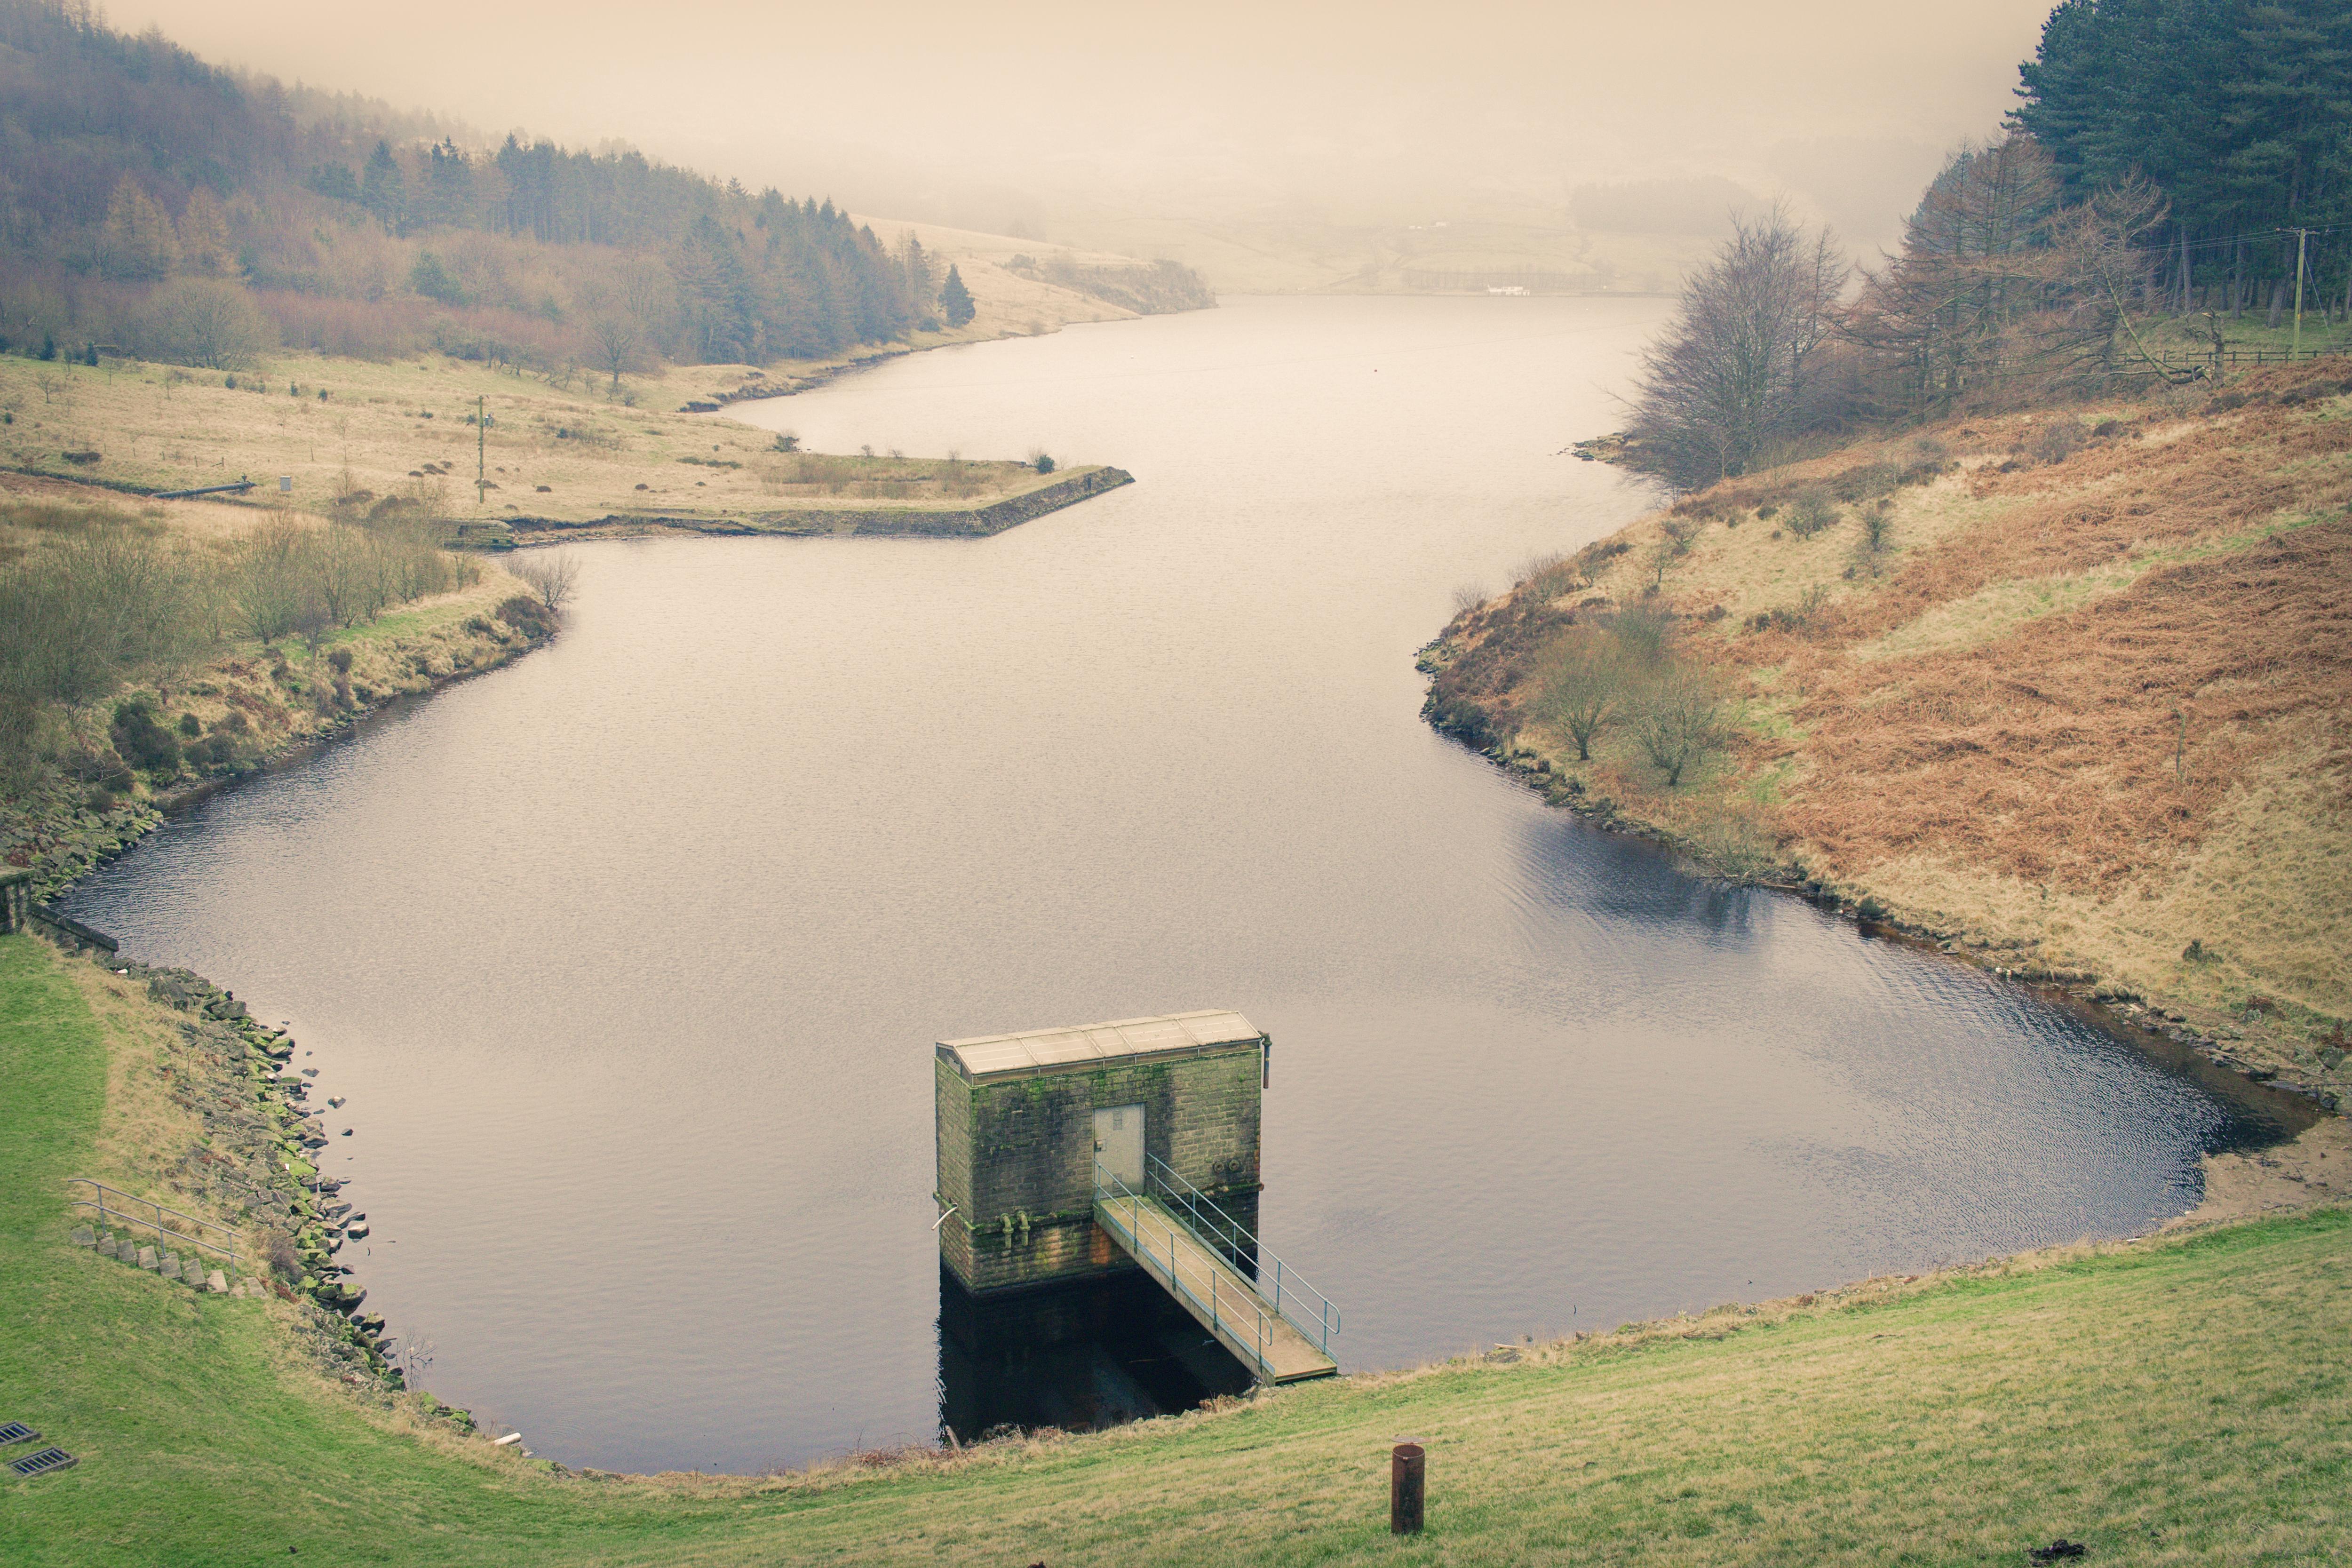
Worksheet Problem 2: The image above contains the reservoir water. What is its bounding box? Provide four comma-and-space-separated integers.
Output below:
61, 296, 2295, 1473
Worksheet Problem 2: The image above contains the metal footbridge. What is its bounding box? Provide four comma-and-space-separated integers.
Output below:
1093, 1154, 1339, 1385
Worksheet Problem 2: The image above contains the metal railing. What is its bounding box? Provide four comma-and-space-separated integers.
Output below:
67, 1177, 238, 1264
1094, 1158, 1278, 1381
1140, 1153, 1340, 1355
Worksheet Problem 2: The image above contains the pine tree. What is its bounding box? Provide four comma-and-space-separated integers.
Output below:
939, 263, 976, 328
361, 140, 407, 232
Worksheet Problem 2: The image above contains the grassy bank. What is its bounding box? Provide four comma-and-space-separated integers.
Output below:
1425, 358, 2352, 1090
5, 926, 2348, 1564
0, 480, 549, 897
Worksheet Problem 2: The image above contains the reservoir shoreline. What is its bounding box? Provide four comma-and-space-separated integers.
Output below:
41, 297, 2314, 1486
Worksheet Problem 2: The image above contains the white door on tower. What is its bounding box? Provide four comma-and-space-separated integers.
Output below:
1092, 1104, 1144, 1188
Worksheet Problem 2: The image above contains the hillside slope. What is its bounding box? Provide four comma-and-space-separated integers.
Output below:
1424, 362, 2351, 1092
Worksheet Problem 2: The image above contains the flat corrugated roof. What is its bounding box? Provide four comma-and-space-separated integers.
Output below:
938, 1009, 1263, 1082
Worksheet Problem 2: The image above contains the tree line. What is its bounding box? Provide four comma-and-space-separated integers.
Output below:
2015, 0, 2351, 312
0, 0, 961, 375
1624, 0, 2351, 490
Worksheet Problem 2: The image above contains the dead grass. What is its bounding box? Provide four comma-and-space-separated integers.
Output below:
0, 351, 1067, 529
1780, 515, 2352, 893
1428, 361, 2352, 1059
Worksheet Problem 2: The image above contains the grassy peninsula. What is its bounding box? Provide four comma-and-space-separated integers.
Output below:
5, 927, 2348, 1566
0, 350, 1124, 544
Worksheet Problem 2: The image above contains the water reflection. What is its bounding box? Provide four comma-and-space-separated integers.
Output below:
937, 1266, 1250, 1443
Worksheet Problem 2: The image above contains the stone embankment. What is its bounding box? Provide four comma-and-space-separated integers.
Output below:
497, 465, 1135, 545
33, 918, 414, 1400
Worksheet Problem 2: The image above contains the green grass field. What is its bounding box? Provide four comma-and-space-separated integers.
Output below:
4, 930, 2346, 1565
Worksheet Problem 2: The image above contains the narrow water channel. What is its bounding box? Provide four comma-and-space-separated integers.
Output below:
62, 296, 2296, 1473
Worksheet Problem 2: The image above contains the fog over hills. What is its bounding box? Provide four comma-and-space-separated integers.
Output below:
111, 0, 2054, 286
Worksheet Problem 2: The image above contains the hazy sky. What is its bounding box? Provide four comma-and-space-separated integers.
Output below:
115, 1, 2057, 242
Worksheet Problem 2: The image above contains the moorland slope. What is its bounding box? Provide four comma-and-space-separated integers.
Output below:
1424, 361, 2351, 1091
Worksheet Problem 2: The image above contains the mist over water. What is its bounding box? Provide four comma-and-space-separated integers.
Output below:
63, 297, 2289, 1472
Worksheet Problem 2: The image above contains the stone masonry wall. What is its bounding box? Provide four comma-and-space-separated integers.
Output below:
936, 1043, 1263, 1294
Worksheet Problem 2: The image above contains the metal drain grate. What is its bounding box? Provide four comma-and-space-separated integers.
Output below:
9, 1446, 76, 1478
0, 1422, 37, 1445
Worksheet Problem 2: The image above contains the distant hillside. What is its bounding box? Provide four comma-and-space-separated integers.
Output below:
0, 0, 1208, 377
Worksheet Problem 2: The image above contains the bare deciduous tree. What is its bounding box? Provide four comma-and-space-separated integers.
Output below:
1535, 629, 1626, 761
580, 263, 671, 395
1629, 666, 1730, 787
1627, 205, 1847, 491
511, 548, 580, 613
140, 278, 272, 370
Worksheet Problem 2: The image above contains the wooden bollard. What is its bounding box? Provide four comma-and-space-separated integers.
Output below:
1391, 1442, 1425, 1534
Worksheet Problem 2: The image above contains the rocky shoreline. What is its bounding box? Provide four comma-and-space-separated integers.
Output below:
0, 592, 563, 1437
1418, 650, 2346, 1123
24, 915, 473, 1427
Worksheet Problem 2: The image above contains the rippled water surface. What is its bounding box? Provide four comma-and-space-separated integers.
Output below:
64, 297, 2292, 1472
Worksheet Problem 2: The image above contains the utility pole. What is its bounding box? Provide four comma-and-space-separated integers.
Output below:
2288, 227, 2311, 360
477, 393, 485, 506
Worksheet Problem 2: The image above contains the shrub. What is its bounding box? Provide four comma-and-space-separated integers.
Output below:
1784, 486, 1839, 539
1574, 538, 1631, 577
494, 594, 554, 638
1829, 462, 1901, 503
2030, 417, 2087, 464
261, 1229, 301, 1282
1856, 500, 1895, 559
109, 697, 180, 774
510, 549, 580, 612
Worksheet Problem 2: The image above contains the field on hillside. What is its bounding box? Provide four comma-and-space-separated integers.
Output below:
1425, 361, 2352, 1080
4, 930, 2348, 1566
